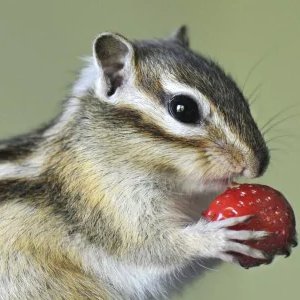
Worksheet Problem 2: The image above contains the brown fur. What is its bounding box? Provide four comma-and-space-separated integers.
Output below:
0, 28, 272, 299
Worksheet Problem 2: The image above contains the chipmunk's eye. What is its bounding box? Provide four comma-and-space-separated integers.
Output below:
168, 95, 201, 124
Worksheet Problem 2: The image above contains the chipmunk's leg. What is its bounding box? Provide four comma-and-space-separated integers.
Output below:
128, 215, 268, 268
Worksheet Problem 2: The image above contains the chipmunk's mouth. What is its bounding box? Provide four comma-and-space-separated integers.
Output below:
202, 176, 239, 190
205, 177, 232, 186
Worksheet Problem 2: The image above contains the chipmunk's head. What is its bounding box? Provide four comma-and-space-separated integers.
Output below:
74, 26, 269, 192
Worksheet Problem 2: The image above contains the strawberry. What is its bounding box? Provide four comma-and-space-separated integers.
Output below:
202, 183, 297, 268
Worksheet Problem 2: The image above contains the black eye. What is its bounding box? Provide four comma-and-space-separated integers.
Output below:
168, 95, 201, 124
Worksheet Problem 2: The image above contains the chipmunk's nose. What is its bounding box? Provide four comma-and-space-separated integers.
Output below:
242, 147, 270, 178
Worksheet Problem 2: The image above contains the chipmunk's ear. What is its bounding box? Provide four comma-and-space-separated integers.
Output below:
169, 26, 189, 48
93, 33, 135, 97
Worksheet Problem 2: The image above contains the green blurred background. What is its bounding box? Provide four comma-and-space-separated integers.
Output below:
0, 0, 299, 299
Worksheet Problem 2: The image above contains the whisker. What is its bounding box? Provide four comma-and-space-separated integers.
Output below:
242, 54, 269, 92
269, 148, 281, 152
268, 147, 286, 153
265, 134, 296, 144
248, 83, 263, 106
248, 83, 263, 100
262, 114, 299, 136
249, 92, 261, 107
260, 103, 300, 132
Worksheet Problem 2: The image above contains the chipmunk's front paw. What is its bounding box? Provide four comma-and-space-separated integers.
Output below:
195, 215, 269, 263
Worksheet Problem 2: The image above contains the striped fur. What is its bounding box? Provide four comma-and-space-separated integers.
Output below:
0, 27, 271, 299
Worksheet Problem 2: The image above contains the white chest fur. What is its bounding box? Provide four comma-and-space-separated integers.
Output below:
81, 246, 172, 299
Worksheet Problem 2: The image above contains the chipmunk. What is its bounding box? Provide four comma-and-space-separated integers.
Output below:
0, 26, 271, 299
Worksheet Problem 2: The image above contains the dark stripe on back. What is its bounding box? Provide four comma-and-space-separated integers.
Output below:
0, 136, 42, 161
0, 114, 63, 162
0, 178, 46, 201
0, 174, 124, 253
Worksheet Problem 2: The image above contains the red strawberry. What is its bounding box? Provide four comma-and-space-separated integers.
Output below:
202, 183, 297, 268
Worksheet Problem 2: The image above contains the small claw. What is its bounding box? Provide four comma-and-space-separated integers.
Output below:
291, 238, 298, 247
277, 248, 291, 257
241, 265, 250, 270
262, 252, 273, 261
264, 256, 274, 265
284, 249, 291, 258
